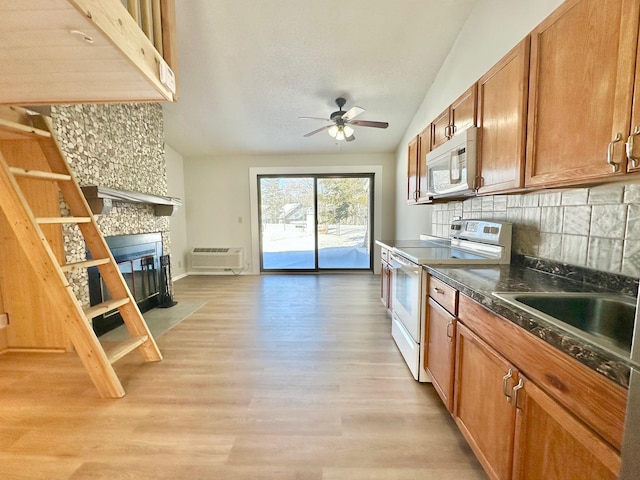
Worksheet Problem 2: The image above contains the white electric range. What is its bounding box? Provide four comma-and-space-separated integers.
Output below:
390, 219, 513, 381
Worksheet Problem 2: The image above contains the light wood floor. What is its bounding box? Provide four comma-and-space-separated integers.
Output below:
0, 274, 487, 479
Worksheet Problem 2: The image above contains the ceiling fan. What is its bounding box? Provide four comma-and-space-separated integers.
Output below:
300, 97, 389, 142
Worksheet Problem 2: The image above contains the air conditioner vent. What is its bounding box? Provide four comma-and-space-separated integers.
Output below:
191, 247, 244, 270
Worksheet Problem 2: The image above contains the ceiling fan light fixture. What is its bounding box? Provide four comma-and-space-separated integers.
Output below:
335, 127, 346, 141
327, 125, 339, 138
343, 125, 354, 137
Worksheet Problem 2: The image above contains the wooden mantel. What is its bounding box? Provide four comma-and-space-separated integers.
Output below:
81, 185, 182, 216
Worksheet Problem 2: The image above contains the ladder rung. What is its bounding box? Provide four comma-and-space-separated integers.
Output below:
9, 167, 71, 182
60, 258, 111, 272
104, 336, 149, 364
0, 117, 51, 139
83, 298, 130, 320
36, 217, 92, 224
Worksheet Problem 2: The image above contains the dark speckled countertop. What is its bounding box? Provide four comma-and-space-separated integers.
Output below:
425, 258, 637, 388
378, 239, 638, 388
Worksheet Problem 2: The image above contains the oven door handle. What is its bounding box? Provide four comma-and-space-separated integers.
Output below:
390, 253, 420, 270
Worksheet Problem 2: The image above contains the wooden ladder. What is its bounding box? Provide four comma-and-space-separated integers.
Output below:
0, 106, 162, 398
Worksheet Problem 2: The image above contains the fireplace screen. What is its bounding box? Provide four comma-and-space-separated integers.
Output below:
88, 233, 163, 336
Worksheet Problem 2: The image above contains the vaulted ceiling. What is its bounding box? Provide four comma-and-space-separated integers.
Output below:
162, 0, 477, 157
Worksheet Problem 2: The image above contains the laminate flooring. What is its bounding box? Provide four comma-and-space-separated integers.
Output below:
0, 274, 487, 480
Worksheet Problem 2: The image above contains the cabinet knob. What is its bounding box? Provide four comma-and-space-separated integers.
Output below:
434, 287, 445, 295
607, 133, 623, 172
626, 125, 640, 168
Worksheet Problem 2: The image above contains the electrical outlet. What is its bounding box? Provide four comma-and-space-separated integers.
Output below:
0, 313, 8, 329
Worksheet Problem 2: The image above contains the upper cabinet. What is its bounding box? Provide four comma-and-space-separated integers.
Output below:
525, 0, 640, 188
476, 39, 530, 195
0, 0, 178, 104
431, 85, 478, 150
407, 126, 432, 204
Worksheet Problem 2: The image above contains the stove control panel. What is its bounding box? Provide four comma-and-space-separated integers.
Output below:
450, 219, 512, 247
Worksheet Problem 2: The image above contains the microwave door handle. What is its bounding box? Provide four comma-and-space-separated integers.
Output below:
449, 151, 461, 184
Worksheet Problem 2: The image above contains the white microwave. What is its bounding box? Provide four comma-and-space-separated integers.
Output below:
426, 127, 477, 199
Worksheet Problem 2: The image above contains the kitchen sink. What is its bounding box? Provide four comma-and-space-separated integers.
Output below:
492, 291, 637, 356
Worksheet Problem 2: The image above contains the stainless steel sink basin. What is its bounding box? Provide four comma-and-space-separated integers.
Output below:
492, 292, 636, 356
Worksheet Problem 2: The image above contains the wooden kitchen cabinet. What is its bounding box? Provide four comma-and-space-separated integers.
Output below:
455, 320, 620, 480
425, 297, 456, 412
512, 375, 619, 480
407, 127, 431, 204
477, 38, 530, 194
627, 17, 640, 173
454, 322, 517, 480
431, 84, 478, 150
525, 0, 640, 188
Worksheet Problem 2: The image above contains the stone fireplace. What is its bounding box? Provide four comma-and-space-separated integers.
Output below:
50, 103, 171, 317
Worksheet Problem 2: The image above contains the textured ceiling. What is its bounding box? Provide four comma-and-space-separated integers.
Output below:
162, 0, 477, 157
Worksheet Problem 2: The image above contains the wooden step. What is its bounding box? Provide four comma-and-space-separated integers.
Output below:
83, 298, 130, 320
9, 167, 71, 182
104, 335, 149, 364
60, 258, 111, 272
36, 217, 92, 224
0, 117, 51, 140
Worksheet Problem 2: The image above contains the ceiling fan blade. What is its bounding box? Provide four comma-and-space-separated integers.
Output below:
304, 125, 333, 137
341, 106, 364, 121
345, 134, 356, 142
349, 120, 389, 129
299, 116, 331, 121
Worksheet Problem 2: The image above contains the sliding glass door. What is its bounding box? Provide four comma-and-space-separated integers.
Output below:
258, 174, 373, 271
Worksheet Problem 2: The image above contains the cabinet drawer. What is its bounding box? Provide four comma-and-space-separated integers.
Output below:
428, 276, 458, 315
458, 294, 627, 450
381, 247, 390, 264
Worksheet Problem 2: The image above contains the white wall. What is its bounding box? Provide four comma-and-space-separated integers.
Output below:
394, 0, 564, 239
184, 153, 396, 274
165, 144, 189, 279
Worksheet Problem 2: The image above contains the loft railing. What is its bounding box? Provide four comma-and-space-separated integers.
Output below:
123, 0, 178, 92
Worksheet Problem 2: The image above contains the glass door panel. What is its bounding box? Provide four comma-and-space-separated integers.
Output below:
259, 176, 315, 270
317, 177, 372, 269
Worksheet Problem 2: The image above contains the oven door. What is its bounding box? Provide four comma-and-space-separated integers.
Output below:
390, 253, 422, 342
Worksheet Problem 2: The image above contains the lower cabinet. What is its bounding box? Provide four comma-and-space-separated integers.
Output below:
453, 295, 623, 480
512, 376, 619, 480
425, 297, 456, 412
454, 323, 517, 480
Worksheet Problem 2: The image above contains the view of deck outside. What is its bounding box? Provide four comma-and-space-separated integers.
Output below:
259, 176, 372, 270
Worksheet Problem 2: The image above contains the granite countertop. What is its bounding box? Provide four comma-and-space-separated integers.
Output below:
424, 260, 637, 388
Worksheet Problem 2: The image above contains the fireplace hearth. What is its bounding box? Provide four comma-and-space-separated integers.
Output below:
88, 232, 163, 336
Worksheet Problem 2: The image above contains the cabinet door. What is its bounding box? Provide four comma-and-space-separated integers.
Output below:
407, 135, 419, 203
627, 22, 640, 173
525, 0, 639, 187
512, 376, 620, 480
425, 298, 456, 412
450, 84, 477, 137
454, 323, 517, 480
416, 126, 431, 203
477, 38, 530, 194
431, 109, 450, 150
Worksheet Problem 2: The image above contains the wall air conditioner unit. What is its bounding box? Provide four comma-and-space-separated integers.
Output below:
191, 247, 244, 270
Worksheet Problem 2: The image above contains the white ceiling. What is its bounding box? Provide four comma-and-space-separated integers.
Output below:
162, 0, 477, 157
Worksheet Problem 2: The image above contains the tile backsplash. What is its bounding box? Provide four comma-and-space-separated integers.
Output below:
432, 183, 640, 278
